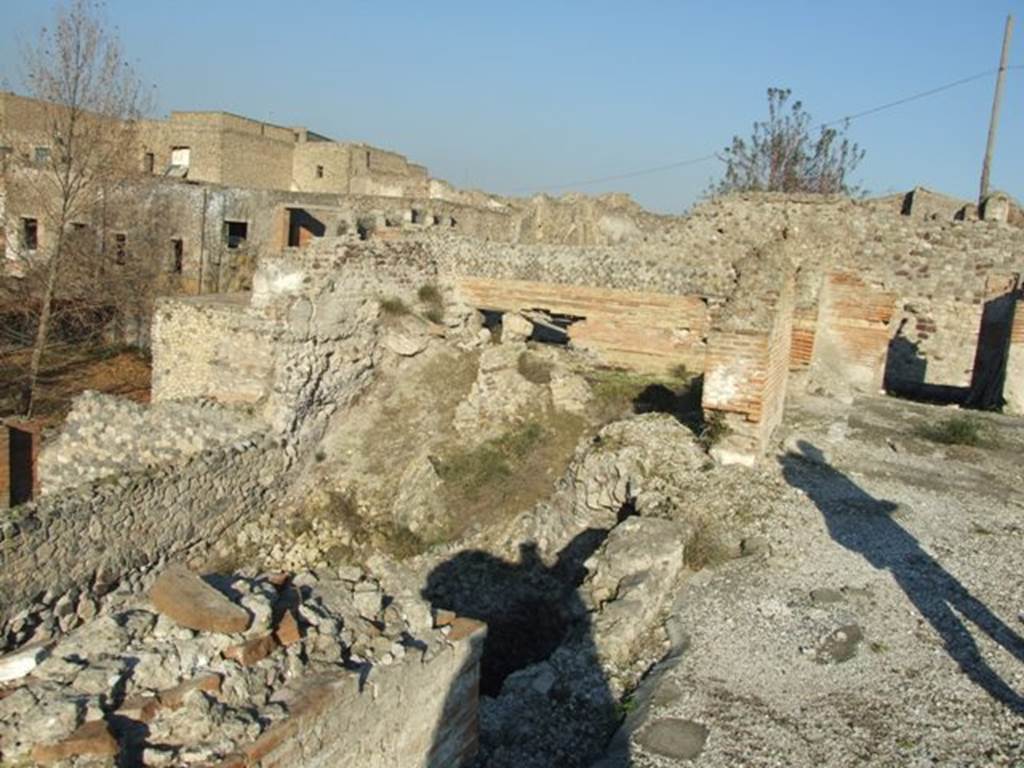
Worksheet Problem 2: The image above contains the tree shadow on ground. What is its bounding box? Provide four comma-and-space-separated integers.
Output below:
780, 440, 1024, 714
422, 529, 624, 767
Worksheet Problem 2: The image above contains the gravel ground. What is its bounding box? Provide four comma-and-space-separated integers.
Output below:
622, 395, 1024, 768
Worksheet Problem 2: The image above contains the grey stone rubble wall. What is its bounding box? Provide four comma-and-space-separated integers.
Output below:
38, 390, 263, 495
426, 231, 736, 298
0, 434, 285, 643
254, 628, 485, 768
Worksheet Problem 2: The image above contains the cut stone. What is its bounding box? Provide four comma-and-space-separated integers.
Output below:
31, 720, 119, 764
158, 672, 223, 709
149, 564, 251, 634
274, 611, 302, 646
637, 718, 709, 761
224, 634, 279, 666
448, 617, 486, 642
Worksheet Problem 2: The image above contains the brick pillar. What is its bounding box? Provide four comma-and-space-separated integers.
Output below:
702, 253, 795, 466
1003, 297, 1024, 414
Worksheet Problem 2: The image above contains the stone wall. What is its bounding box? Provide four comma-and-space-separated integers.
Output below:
0, 434, 284, 634
1004, 298, 1024, 414
701, 249, 795, 465
457, 276, 709, 373
151, 294, 277, 405
38, 391, 263, 495
241, 623, 485, 767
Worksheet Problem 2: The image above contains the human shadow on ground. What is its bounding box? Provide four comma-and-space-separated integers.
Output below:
780, 440, 1024, 714
422, 529, 624, 767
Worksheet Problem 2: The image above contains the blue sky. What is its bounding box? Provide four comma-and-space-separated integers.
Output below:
1, 1, 1021, 212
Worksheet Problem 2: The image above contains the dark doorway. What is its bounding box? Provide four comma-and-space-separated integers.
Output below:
9, 425, 37, 506
967, 276, 1021, 410
286, 208, 326, 248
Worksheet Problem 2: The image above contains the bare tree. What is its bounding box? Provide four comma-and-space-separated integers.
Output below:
13, 0, 149, 415
710, 88, 865, 197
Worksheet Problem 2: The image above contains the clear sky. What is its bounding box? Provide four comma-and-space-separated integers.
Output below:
1, 0, 1021, 212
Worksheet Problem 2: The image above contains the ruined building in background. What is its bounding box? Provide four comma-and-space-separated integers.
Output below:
0, 91, 671, 299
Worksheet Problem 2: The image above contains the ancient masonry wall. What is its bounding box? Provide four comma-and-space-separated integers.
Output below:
151, 294, 278, 404
0, 435, 284, 637
1000, 296, 1024, 414
701, 251, 795, 465
456, 276, 709, 373
242, 623, 485, 768
38, 391, 263, 495
809, 272, 897, 397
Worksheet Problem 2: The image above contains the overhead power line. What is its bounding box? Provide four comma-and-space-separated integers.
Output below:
513, 65, 1023, 194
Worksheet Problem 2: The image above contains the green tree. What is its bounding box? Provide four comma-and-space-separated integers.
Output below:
710, 88, 864, 197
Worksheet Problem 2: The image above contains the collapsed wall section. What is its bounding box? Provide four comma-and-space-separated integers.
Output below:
0, 435, 284, 638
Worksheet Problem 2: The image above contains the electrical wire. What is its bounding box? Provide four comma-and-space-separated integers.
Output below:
513, 65, 1022, 193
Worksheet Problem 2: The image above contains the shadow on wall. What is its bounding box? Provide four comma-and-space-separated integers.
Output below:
422, 529, 625, 767
883, 319, 967, 405
780, 441, 1024, 714
967, 287, 1020, 410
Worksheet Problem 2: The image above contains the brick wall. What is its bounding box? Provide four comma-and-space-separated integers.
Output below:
810, 272, 896, 396
789, 305, 818, 371
701, 256, 794, 465
456, 276, 709, 373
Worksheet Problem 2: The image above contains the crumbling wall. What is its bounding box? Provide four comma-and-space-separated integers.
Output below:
38, 391, 263, 494
702, 248, 795, 465
0, 435, 284, 637
152, 293, 277, 404
244, 624, 485, 768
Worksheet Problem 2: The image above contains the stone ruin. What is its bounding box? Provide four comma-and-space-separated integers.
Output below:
0, 188, 1022, 766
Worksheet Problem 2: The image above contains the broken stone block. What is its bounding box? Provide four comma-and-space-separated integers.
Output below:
223, 634, 279, 667
149, 564, 251, 634
158, 672, 223, 710
274, 611, 302, 646
501, 312, 533, 342
31, 720, 119, 765
637, 718, 708, 761
0, 642, 51, 683
384, 331, 429, 357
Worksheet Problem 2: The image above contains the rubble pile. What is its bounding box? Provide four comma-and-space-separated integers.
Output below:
0, 564, 448, 766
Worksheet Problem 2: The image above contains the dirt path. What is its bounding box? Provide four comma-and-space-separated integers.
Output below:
621, 395, 1024, 767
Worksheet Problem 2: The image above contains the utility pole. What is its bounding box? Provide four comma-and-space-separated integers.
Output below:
979, 13, 1014, 205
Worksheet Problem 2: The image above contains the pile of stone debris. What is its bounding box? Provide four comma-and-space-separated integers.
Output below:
0, 563, 448, 766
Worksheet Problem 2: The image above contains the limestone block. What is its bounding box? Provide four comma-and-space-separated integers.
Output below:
149, 564, 251, 635
501, 312, 533, 342
31, 720, 118, 765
